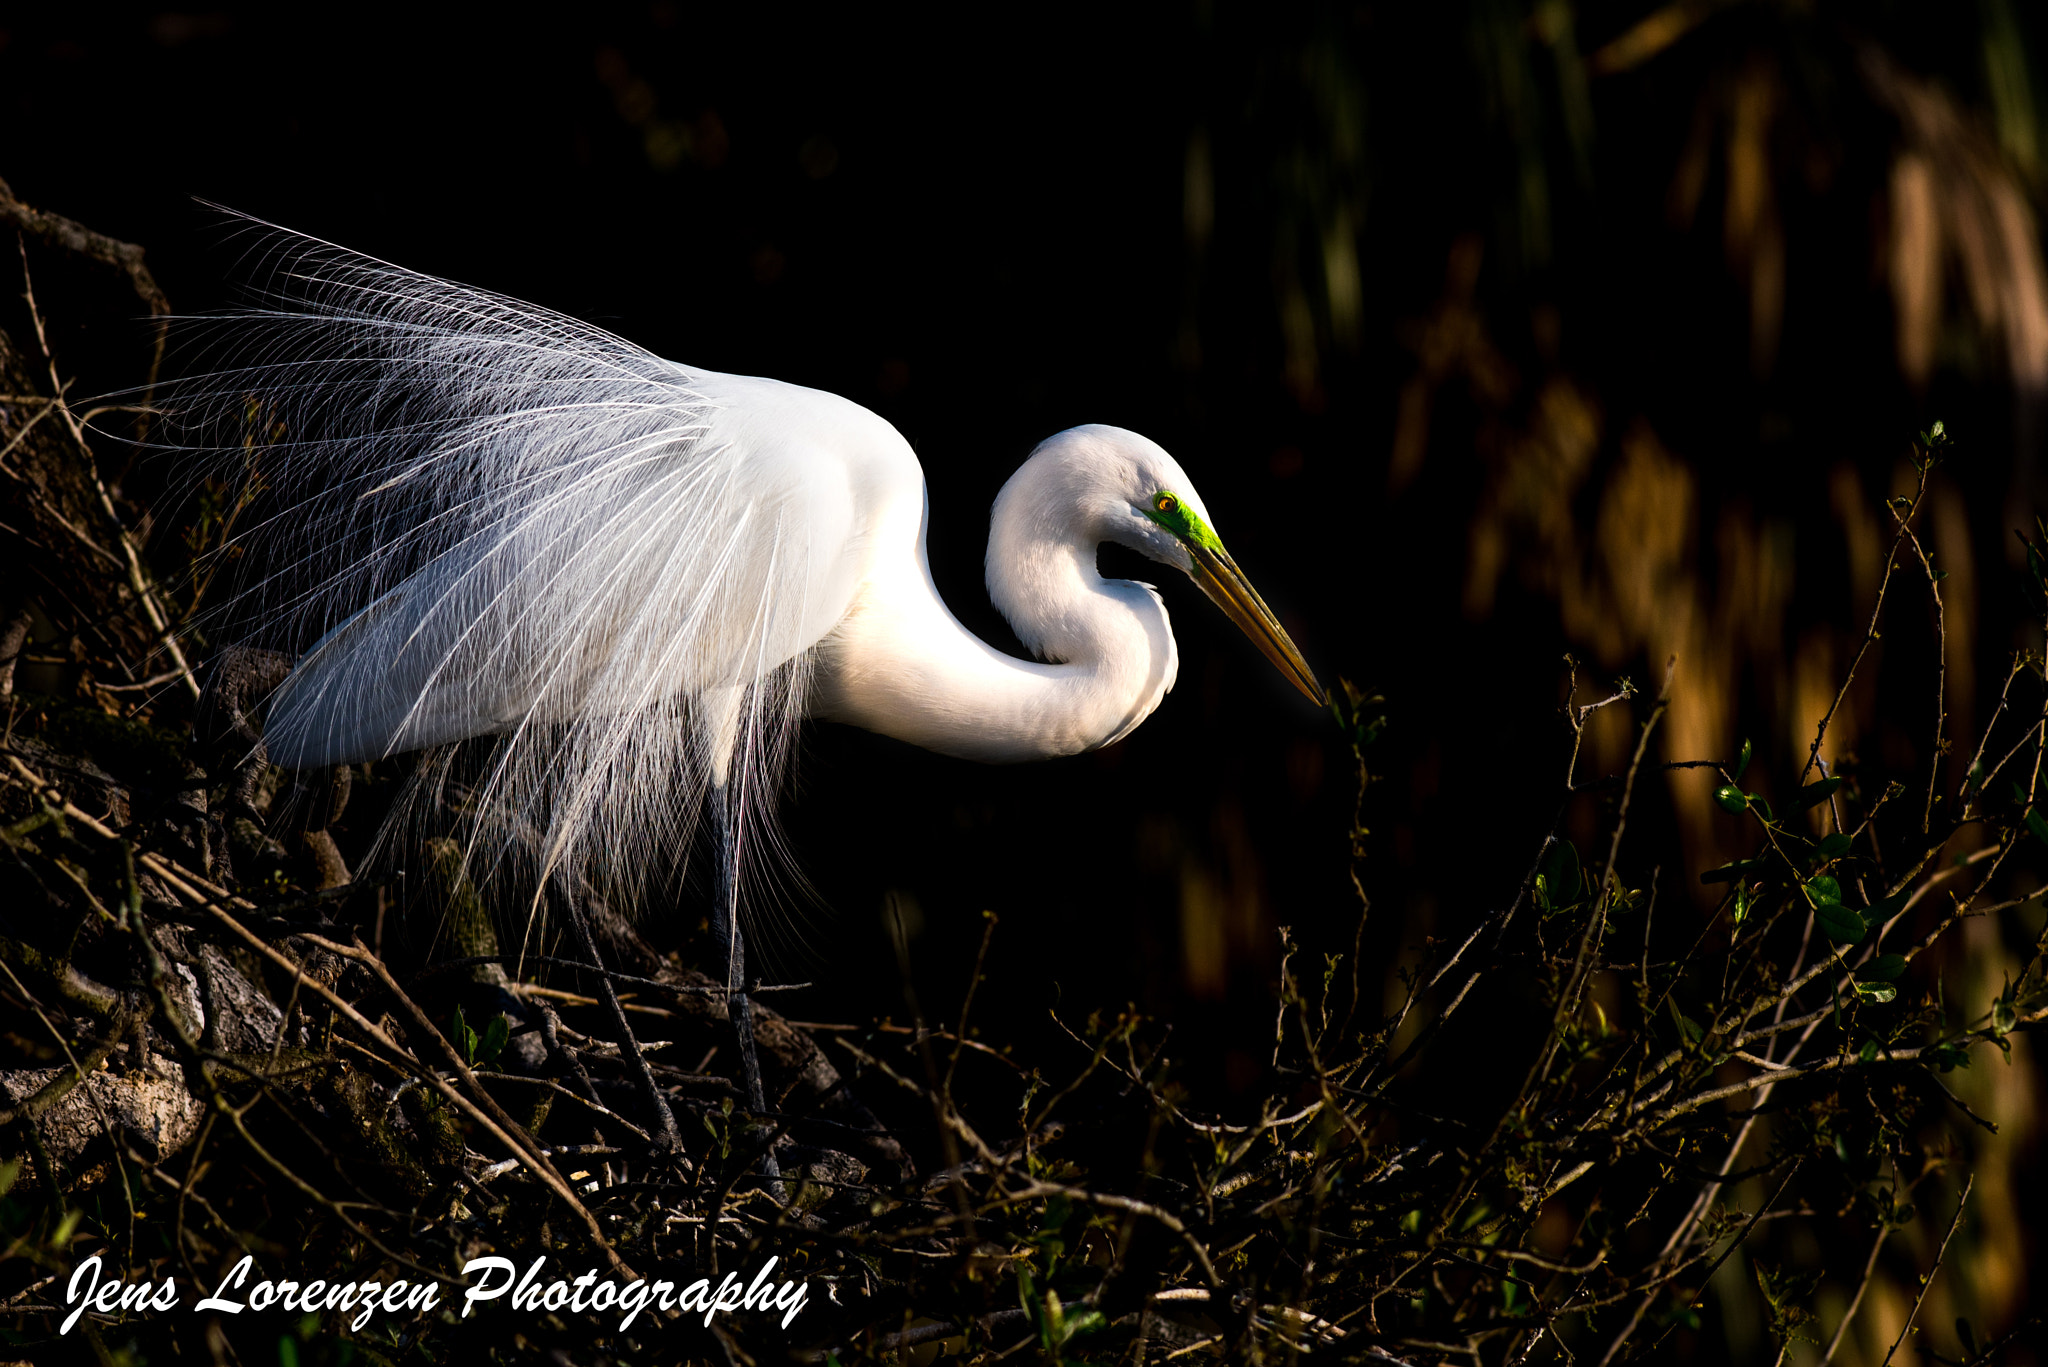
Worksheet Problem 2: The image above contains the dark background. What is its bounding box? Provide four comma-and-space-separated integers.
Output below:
4, 8, 2045, 1341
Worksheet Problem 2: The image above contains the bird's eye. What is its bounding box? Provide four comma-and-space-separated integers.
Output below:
1155, 493, 1178, 514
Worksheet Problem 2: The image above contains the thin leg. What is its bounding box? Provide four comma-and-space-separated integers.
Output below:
710, 786, 781, 1183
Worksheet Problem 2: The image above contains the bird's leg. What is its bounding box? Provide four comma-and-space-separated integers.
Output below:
553, 875, 685, 1155
710, 786, 781, 1184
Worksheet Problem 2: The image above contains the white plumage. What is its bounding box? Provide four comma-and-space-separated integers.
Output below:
177, 226, 1320, 916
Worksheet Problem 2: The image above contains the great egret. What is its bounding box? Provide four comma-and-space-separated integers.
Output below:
180, 228, 1322, 1156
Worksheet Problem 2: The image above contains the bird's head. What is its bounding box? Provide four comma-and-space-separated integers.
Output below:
992, 424, 1325, 706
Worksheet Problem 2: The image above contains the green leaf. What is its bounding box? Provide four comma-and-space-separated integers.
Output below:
1667, 998, 1704, 1045
1814, 832, 1854, 860
1805, 875, 1843, 907
1853, 983, 1897, 1005
1856, 1039, 1880, 1064
47, 1208, 79, 1248
1060, 1308, 1107, 1342
450, 1005, 479, 1066
2026, 809, 2048, 848
1714, 784, 1749, 814
1785, 776, 1843, 816
477, 1015, 510, 1065
1814, 903, 1866, 945
1931, 569, 1949, 583
1860, 954, 1908, 982
1541, 840, 1584, 907
1734, 738, 1752, 781
1863, 889, 1911, 923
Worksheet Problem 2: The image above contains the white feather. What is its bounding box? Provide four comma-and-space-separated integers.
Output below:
173, 224, 1223, 923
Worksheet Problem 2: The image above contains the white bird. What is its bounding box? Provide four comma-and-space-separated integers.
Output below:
180, 228, 1322, 1142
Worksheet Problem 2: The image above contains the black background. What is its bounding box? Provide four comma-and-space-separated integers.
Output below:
2, 2, 2036, 1107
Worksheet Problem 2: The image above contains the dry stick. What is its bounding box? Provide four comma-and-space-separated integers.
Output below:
301, 932, 638, 1274
1880, 1174, 1972, 1367
1000, 1181, 1222, 1290
942, 910, 997, 1100
413, 953, 808, 996
550, 883, 685, 1154
0, 752, 636, 1277
14, 236, 200, 702
1819, 1176, 1900, 1366
0, 395, 59, 467
1484, 663, 1674, 1224
0, 955, 99, 1125
1956, 656, 2029, 821
1904, 521, 1949, 835
1801, 461, 1931, 785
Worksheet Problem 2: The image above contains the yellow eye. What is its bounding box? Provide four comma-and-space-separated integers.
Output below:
1155, 494, 1177, 513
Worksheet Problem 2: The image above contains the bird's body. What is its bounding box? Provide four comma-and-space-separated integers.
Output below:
187, 225, 1309, 987
180, 226, 1320, 1148
265, 368, 1187, 775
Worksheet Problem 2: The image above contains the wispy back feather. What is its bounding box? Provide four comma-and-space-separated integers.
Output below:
171, 220, 832, 928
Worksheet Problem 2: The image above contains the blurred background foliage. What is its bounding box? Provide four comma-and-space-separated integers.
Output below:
3, 1, 2046, 1359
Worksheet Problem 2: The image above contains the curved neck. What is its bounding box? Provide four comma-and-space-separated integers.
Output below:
813, 497, 1179, 763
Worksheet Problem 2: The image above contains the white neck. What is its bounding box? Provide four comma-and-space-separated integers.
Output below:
811, 476, 1179, 763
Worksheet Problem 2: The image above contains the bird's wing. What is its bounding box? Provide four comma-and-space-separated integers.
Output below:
175, 223, 868, 895
257, 374, 860, 770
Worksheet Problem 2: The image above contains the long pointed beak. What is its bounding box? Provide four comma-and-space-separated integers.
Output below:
1185, 541, 1326, 706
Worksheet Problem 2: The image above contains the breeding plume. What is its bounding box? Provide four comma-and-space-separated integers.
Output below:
180, 229, 1322, 1136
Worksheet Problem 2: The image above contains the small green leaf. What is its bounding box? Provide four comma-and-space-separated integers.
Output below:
1667, 999, 1704, 1045
2026, 809, 2048, 848
1734, 738, 1752, 781
1785, 776, 1843, 816
450, 1004, 479, 1066
1992, 977, 2018, 1036
1814, 903, 1866, 945
477, 1015, 511, 1065
1805, 875, 1843, 907
1714, 785, 1749, 814
1931, 569, 1949, 583
1860, 954, 1908, 982
1061, 1308, 1107, 1342
47, 1208, 80, 1248
1864, 889, 1911, 922
1541, 840, 1584, 907
1815, 832, 1854, 860
1853, 982, 1897, 1005
1856, 1039, 1881, 1064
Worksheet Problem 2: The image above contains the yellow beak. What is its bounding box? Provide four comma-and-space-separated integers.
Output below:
1185, 541, 1325, 706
